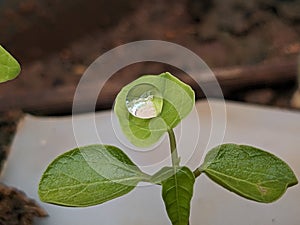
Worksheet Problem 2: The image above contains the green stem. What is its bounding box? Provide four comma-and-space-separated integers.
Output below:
167, 129, 180, 167
193, 168, 202, 178
141, 173, 152, 183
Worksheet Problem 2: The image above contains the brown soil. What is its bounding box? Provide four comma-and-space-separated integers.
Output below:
0, 111, 47, 225
0, 0, 299, 113
0, 183, 47, 225
0, 111, 23, 174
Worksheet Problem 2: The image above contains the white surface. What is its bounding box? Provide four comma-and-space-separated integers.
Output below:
1, 100, 300, 225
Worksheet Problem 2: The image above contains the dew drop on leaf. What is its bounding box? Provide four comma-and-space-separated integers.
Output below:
126, 83, 163, 119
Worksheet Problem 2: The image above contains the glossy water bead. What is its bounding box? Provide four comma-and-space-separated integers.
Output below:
125, 84, 163, 119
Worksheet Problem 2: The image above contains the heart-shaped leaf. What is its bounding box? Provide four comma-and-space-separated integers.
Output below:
200, 144, 298, 203
160, 166, 195, 225
114, 72, 195, 147
0, 45, 21, 83
39, 145, 149, 207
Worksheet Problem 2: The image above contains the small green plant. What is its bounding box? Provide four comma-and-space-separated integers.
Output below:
0, 45, 21, 83
39, 72, 298, 225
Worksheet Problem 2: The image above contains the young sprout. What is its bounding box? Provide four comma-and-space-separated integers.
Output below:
39, 72, 298, 225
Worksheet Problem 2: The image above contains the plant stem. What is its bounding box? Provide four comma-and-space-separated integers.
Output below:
193, 168, 202, 178
167, 129, 180, 167
141, 173, 152, 183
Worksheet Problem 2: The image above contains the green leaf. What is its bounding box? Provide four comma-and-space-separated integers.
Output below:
161, 167, 195, 225
0, 45, 21, 83
200, 143, 298, 203
39, 145, 149, 207
114, 72, 195, 147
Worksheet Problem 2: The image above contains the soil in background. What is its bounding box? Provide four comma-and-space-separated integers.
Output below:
0, 0, 299, 113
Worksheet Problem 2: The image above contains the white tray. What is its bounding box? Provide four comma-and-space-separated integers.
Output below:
1, 100, 300, 225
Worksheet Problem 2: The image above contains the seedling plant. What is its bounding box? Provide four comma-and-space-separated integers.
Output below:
39, 72, 298, 225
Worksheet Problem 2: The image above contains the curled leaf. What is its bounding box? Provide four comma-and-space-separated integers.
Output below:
114, 72, 195, 147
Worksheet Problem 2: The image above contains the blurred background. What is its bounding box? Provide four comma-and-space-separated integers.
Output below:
0, 0, 300, 115
0, 1, 300, 223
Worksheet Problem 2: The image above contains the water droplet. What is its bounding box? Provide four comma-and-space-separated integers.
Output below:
126, 84, 163, 119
